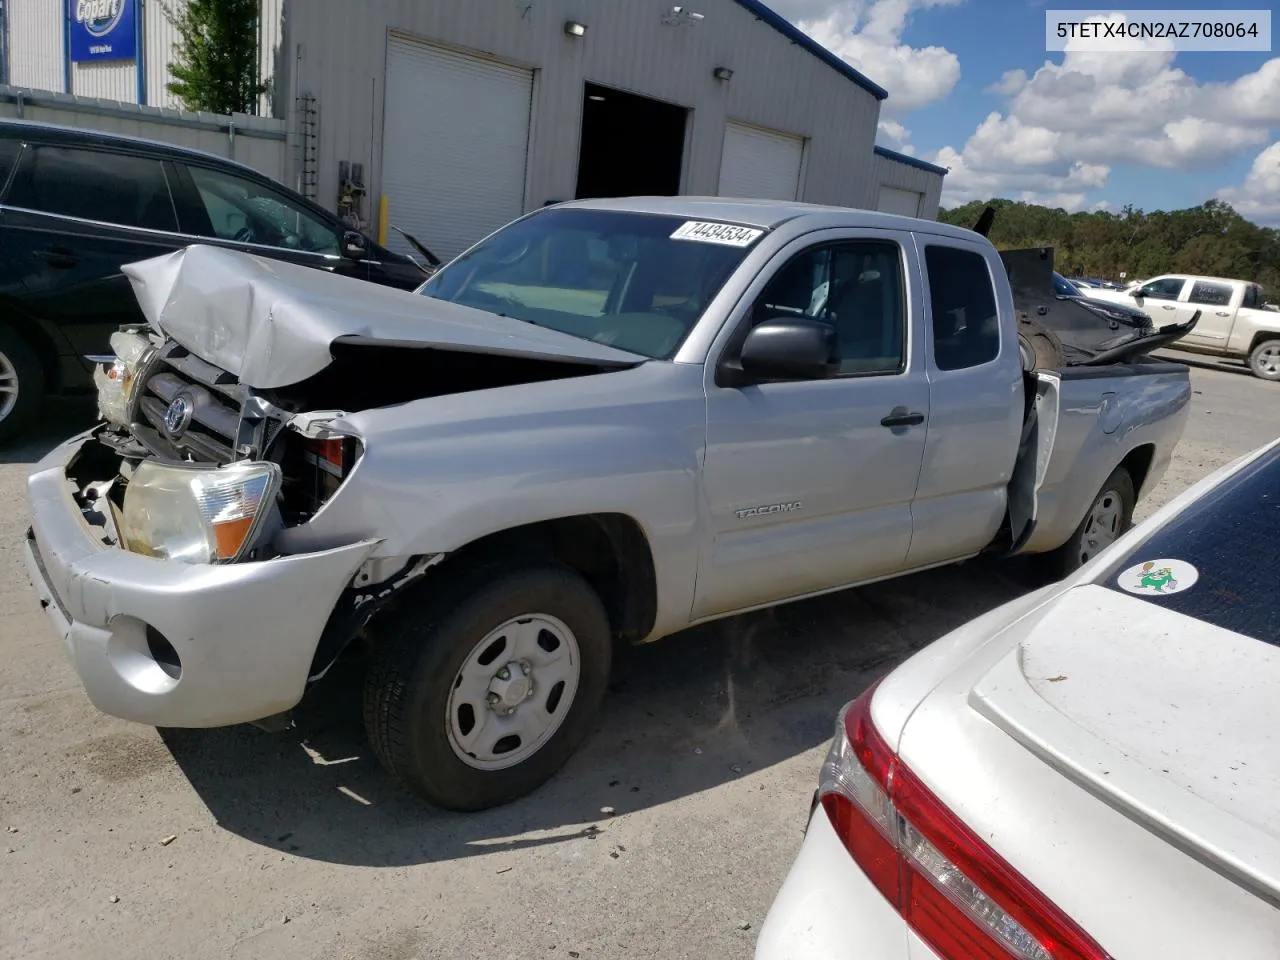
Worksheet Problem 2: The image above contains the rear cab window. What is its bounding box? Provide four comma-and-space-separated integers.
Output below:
8, 144, 177, 231
1188, 281, 1233, 307
924, 245, 1000, 370
1102, 442, 1280, 647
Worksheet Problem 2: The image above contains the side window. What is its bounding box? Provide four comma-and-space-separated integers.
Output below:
9, 145, 176, 231
184, 165, 339, 255
751, 241, 906, 376
0, 139, 22, 196
1138, 277, 1185, 300
924, 245, 1000, 371
1242, 285, 1261, 310
1188, 281, 1233, 307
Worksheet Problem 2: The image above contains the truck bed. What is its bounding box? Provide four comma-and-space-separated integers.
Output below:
1006, 358, 1192, 557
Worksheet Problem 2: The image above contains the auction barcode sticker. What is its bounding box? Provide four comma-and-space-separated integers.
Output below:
1046, 9, 1271, 52
670, 221, 765, 247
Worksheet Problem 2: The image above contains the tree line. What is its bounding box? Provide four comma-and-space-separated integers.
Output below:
938, 198, 1280, 292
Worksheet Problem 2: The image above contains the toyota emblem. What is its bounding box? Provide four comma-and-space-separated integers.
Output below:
164, 395, 194, 438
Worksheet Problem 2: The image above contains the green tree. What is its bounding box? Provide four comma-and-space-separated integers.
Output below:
938, 198, 1280, 294
164, 0, 266, 115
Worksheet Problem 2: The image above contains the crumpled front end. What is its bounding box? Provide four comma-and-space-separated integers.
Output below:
23, 433, 379, 727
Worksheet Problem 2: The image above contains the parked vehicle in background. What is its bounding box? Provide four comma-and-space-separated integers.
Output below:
755, 435, 1280, 960
23, 199, 1191, 812
1084, 274, 1280, 379
0, 119, 431, 441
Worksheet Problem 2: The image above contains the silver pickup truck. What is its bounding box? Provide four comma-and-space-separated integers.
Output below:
23, 198, 1192, 811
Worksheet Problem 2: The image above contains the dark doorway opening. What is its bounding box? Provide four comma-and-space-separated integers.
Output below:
575, 83, 687, 200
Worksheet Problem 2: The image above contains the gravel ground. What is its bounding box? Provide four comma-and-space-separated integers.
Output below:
2, 357, 1277, 960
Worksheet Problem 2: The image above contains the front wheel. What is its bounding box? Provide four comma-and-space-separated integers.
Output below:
1034, 466, 1136, 581
0, 326, 45, 443
363, 563, 612, 811
1248, 340, 1280, 381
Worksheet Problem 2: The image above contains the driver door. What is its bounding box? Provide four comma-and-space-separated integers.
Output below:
166, 162, 367, 280
693, 232, 929, 621
1130, 275, 1193, 327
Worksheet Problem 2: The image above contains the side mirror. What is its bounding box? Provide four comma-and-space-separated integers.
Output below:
734, 318, 836, 383
341, 230, 368, 260
1130, 288, 1144, 298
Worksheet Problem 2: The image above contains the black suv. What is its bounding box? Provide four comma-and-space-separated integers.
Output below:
0, 119, 430, 440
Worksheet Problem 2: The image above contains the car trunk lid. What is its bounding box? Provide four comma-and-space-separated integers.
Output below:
969, 584, 1280, 906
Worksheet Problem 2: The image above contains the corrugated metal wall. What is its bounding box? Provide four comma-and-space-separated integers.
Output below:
71, 60, 136, 101
144, 0, 181, 109
0, 85, 288, 181
873, 152, 943, 219
9, 0, 64, 92
282, 0, 885, 223
257, 0, 283, 116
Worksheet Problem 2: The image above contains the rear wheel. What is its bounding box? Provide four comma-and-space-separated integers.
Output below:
1248, 340, 1280, 381
0, 326, 45, 443
1035, 466, 1135, 581
363, 562, 612, 811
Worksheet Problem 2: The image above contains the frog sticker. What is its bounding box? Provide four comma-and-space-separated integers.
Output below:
1118, 558, 1199, 596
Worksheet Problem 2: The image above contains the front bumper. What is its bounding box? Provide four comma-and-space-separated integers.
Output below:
754, 807, 939, 960
23, 434, 378, 728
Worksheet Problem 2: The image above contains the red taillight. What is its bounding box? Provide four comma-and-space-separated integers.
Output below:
818, 684, 1111, 960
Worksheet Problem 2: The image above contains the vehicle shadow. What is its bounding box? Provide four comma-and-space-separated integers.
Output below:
1152, 349, 1255, 379
0, 398, 96, 465
160, 556, 1034, 867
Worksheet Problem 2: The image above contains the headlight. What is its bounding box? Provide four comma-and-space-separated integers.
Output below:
93, 329, 155, 427
121, 461, 281, 564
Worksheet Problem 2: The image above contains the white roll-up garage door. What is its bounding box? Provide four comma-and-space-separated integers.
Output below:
717, 122, 805, 201
382, 38, 533, 262
876, 186, 923, 217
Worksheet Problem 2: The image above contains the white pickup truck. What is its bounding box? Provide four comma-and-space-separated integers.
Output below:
23, 199, 1192, 811
1084, 274, 1280, 379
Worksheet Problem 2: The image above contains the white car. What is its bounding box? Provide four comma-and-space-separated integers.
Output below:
1084, 274, 1279, 379
755, 437, 1280, 960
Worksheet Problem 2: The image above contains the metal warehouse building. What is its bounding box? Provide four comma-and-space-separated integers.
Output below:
2, 0, 946, 261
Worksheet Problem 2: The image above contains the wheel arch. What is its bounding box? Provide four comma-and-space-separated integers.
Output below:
422, 513, 659, 644
1119, 443, 1156, 498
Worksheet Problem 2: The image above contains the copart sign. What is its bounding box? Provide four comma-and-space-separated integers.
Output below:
67, 0, 137, 63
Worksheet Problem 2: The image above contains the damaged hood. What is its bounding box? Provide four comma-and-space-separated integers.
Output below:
121, 244, 646, 388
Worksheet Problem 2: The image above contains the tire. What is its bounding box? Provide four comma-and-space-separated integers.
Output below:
1017, 315, 1065, 370
1248, 340, 1280, 381
1034, 466, 1136, 581
0, 326, 45, 443
363, 562, 612, 811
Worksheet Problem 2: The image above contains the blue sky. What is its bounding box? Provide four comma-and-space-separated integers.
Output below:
770, 0, 1280, 222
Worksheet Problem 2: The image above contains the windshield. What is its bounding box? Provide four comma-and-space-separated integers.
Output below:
418, 208, 763, 359
1101, 442, 1280, 647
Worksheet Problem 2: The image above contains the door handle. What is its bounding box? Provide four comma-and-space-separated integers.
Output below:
34, 247, 78, 269
881, 410, 925, 428
1161, 304, 1176, 310
1215, 311, 1231, 317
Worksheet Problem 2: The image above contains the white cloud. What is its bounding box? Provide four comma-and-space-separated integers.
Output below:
1217, 141, 1280, 225
784, 0, 963, 113
937, 145, 1109, 211
986, 69, 1027, 96
935, 10, 1280, 211
877, 120, 920, 155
